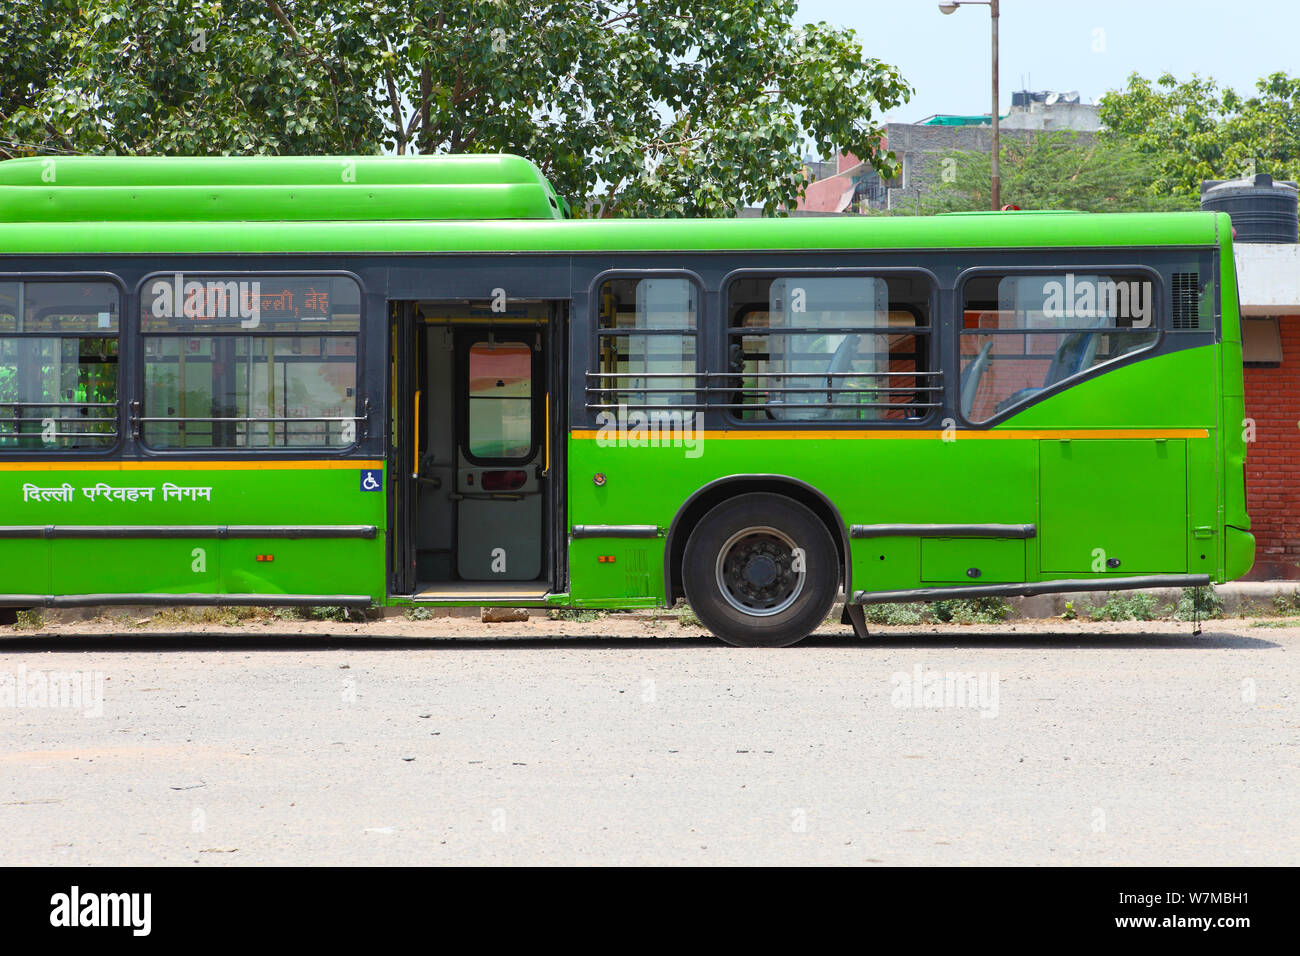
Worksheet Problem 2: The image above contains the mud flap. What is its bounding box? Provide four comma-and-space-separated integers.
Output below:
841, 602, 870, 640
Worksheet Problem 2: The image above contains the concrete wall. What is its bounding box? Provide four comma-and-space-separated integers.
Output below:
1236, 244, 1300, 315
1001, 101, 1100, 132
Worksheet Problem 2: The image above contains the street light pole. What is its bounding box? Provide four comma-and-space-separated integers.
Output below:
990, 0, 1000, 210
940, 0, 1001, 210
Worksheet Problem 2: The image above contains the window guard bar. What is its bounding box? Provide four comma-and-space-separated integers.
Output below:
724, 326, 932, 335
585, 371, 942, 412
708, 385, 941, 394
0, 401, 118, 408
586, 389, 936, 401
585, 402, 943, 411
585, 371, 940, 378
0, 431, 118, 440
133, 416, 363, 423
129, 398, 369, 440
703, 371, 942, 379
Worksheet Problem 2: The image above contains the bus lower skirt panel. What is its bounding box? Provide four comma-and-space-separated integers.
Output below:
0, 593, 374, 608
852, 574, 1212, 605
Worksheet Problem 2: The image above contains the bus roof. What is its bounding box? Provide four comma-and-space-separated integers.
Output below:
0, 209, 1225, 255
0, 154, 568, 223
0, 154, 1223, 254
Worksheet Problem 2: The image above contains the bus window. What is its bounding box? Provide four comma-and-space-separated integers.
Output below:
467, 341, 533, 460
725, 274, 934, 423
959, 271, 1160, 423
139, 274, 360, 449
0, 279, 120, 450
594, 277, 697, 409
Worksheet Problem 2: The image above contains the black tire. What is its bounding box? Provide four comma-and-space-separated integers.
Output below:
682, 493, 839, 647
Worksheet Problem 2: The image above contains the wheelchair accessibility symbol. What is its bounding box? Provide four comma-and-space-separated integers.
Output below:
360, 469, 383, 492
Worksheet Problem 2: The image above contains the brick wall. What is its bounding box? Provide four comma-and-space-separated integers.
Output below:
1243, 314, 1300, 579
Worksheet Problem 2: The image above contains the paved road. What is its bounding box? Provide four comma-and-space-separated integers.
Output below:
1, 620, 1296, 865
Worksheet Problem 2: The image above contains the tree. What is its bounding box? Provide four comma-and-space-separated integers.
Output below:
912, 132, 1195, 215
1, 1, 384, 159
0, 1, 73, 142
1098, 71, 1300, 201
0, 1, 912, 217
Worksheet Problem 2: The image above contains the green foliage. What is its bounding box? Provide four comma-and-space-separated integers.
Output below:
864, 602, 924, 625
914, 131, 1194, 214
864, 597, 1009, 625
151, 605, 267, 626
1, 0, 382, 158
0, 1, 911, 218
405, 606, 434, 621
1099, 71, 1300, 201
675, 605, 703, 628
1173, 585, 1224, 621
1089, 591, 1161, 622
1270, 591, 1300, 616
13, 608, 43, 630
1060, 601, 1077, 621
549, 607, 606, 623
929, 597, 1011, 624
267, 605, 347, 621
308, 605, 348, 621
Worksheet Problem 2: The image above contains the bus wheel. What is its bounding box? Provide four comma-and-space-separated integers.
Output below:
682, 493, 838, 647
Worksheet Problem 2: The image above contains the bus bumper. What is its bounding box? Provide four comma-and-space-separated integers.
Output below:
1224, 526, 1255, 582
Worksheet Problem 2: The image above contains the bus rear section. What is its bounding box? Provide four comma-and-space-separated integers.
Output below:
565, 235, 1254, 646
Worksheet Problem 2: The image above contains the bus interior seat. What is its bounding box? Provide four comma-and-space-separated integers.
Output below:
959, 340, 993, 419
993, 327, 1101, 415
768, 334, 862, 422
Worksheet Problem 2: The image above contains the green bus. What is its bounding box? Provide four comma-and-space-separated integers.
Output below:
0, 154, 1252, 646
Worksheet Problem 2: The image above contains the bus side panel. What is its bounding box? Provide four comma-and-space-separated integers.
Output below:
1006, 343, 1223, 581
3, 465, 386, 602
1038, 438, 1187, 575
0, 540, 49, 596
52, 538, 222, 594
567, 433, 1042, 603
220, 537, 386, 597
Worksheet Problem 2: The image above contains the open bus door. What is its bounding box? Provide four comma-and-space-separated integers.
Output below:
389, 300, 565, 601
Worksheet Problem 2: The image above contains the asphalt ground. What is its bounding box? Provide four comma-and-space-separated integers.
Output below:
1, 613, 1295, 865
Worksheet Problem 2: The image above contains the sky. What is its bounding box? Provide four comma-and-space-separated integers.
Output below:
797, 0, 1300, 124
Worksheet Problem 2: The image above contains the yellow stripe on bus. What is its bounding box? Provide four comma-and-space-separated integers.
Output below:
0, 460, 385, 472
569, 428, 1210, 441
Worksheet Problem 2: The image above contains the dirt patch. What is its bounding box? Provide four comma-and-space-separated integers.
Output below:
0, 605, 1279, 641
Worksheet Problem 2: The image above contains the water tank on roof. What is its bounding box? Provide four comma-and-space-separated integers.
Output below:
1201, 173, 1299, 243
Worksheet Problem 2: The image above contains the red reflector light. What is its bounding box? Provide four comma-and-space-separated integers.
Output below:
481, 469, 527, 492
597, 555, 616, 563
256, 554, 274, 562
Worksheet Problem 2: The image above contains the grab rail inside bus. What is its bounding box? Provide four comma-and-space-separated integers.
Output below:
582, 370, 944, 413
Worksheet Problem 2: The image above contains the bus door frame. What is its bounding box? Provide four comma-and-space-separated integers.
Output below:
388, 299, 418, 597
387, 298, 567, 598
